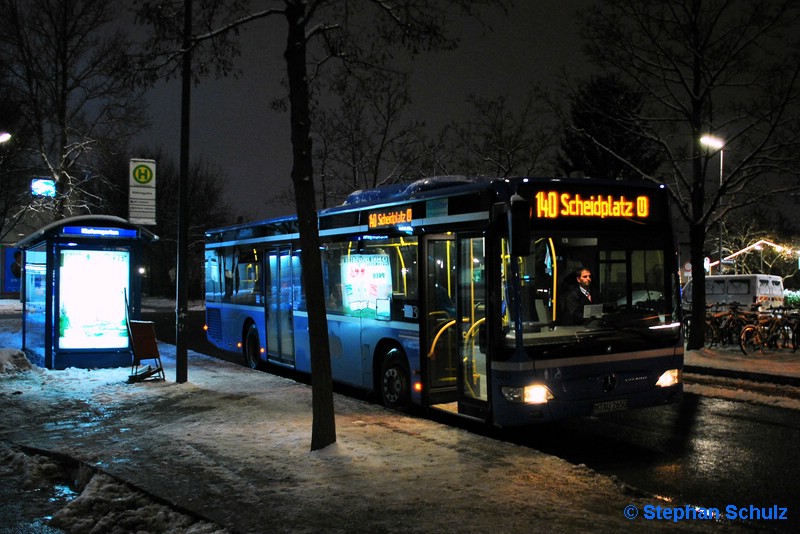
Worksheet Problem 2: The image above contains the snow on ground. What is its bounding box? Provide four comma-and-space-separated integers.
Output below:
0, 297, 795, 533
682, 346, 800, 411
0, 299, 229, 532
684, 375, 800, 411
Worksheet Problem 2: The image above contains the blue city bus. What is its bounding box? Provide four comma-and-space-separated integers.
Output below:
204, 176, 683, 426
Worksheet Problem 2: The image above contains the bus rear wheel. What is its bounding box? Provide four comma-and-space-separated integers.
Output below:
380, 350, 410, 410
244, 324, 261, 370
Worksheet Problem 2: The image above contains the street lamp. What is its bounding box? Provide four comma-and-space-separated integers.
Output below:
0, 132, 11, 144
701, 135, 725, 273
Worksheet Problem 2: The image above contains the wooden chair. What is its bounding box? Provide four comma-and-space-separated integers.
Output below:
128, 320, 165, 382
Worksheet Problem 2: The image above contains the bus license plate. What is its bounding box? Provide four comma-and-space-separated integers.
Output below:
592, 399, 628, 415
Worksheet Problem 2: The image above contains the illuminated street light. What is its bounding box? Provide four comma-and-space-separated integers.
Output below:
700, 135, 724, 150
701, 135, 725, 273
0, 132, 11, 144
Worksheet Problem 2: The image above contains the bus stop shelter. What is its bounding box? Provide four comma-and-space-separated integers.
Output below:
15, 215, 157, 370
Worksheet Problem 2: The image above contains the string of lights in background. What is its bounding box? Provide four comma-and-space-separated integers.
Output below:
707, 239, 800, 272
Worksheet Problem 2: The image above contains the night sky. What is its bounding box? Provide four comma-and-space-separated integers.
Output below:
135, 1, 591, 222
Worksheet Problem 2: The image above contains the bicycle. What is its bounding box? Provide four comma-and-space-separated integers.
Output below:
716, 303, 757, 347
739, 307, 795, 355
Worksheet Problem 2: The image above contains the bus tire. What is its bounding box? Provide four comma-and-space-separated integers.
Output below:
244, 323, 261, 370
380, 349, 410, 411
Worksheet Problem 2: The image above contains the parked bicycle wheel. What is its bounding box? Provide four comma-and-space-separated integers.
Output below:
778, 324, 793, 350
739, 324, 763, 355
705, 316, 720, 346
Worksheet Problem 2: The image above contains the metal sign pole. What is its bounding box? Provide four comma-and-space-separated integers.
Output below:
175, 0, 192, 383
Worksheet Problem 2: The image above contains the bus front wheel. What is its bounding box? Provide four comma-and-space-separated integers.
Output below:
380, 350, 410, 410
244, 324, 261, 370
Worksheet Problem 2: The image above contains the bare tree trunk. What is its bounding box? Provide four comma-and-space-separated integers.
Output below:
687, 52, 707, 351
284, 0, 336, 451
687, 222, 707, 350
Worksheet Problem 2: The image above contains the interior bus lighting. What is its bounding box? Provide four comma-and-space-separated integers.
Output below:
501, 384, 553, 404
656, 369, 681, 388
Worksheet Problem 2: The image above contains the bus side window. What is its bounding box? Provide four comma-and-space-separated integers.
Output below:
322, 244, 345, 314
291, 250, 304, 311
233, 247, 259, 304
204, 251, 222, 303
223, 248, 237, 299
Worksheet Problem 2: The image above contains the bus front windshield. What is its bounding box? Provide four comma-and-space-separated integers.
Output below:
503, 231, 679, 344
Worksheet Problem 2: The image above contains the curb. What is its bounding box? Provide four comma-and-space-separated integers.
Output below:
684, 364, 800, 388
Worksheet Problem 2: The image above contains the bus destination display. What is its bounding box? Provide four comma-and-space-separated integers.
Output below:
534, 191, 650, 219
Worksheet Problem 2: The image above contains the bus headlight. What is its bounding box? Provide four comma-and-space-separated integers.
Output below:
656, 369, 681, 388
501, 384, 554, 404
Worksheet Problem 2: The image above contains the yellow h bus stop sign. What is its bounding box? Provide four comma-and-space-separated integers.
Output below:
129, 159, 156, 225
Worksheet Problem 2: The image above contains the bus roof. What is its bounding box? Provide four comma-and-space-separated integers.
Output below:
205, 176, 669, 240
334, 175, 488, 209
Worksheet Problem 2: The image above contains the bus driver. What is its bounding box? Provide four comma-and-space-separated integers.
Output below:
563, 267, 592, 325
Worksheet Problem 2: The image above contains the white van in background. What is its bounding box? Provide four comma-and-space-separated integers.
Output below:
681, 274, 784, 310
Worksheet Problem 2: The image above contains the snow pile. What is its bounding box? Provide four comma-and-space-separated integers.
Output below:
0, 443, 66, 490
50, 472, 228, 534
1, 440, 228, 533
0, 348, 32, 373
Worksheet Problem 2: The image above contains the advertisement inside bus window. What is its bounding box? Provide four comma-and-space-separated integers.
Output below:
341, 254, 392, 318
58, 248, 130, 349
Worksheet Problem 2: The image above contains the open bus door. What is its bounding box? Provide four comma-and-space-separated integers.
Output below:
423, 235, 489, 421
423, 236, 458, 405
265, 246, 296, 366
456, 235, 489, 420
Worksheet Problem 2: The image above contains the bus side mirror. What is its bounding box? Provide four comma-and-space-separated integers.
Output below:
509, 194, 531, 257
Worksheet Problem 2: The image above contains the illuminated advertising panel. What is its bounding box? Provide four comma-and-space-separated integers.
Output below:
341, 254, 392, 319
58, 248, 130, 349
534, 191, 650, 220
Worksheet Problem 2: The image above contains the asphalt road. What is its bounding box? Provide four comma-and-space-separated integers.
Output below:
503, 395, 798, 529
